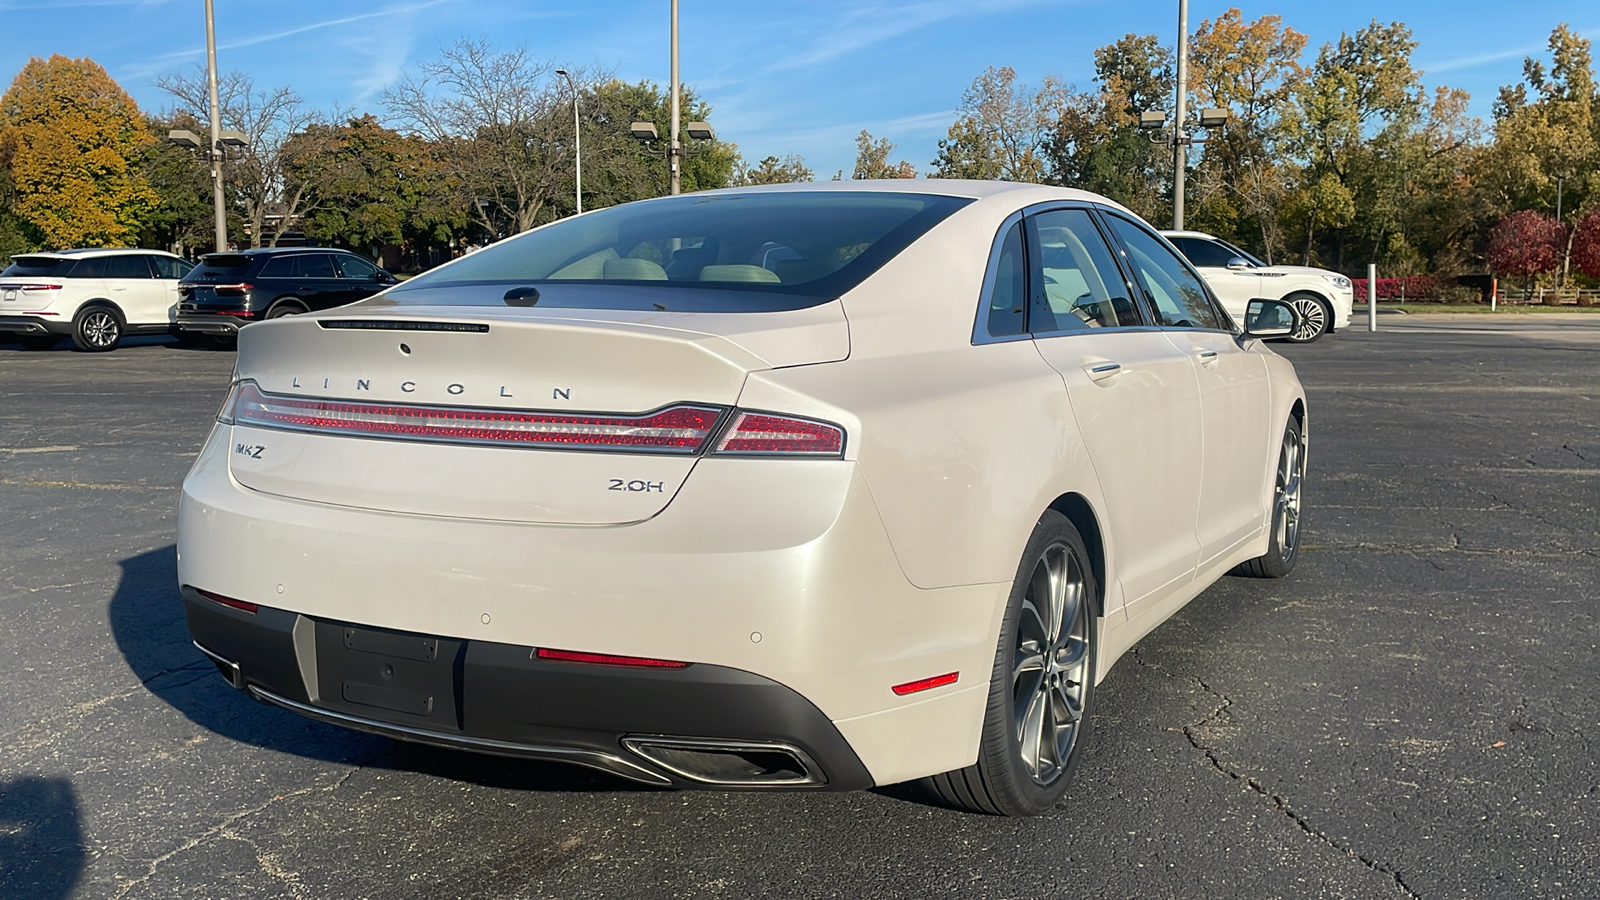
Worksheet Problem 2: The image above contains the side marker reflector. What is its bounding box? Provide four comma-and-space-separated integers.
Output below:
196, 588, 258, 614
892, 672, 959, 696
536, 648, 689, 668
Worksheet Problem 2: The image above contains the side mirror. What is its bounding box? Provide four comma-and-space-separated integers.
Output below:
1241, 298, 1298, 339
1225, 257, 1252, 270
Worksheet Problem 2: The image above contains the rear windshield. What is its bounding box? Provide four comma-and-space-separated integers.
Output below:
388, 191, 971, 310
3, 256, 79, 277
185, 254, 254, 282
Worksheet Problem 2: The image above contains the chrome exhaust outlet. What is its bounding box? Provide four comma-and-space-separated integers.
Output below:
193, 640, 245, 689
622, 736, 826, 787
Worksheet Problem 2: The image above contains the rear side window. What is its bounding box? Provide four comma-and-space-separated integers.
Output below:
2, 256, 78, 277
103, 255, 153, 279
294, 254, 338, 278
258, 257, 295, 278
389, 191, 972, 311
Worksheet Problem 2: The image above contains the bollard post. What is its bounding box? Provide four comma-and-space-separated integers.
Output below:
1491, 278, 1497, 312
1367, 263, 1378, 332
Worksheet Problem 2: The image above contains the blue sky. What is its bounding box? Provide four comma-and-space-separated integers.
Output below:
0, 0, 1595, 178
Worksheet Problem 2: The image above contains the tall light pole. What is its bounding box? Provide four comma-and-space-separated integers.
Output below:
1173, 0, 1189, 230
669, 0, 681, 195
554, 69, 582, 214
204, 0, 227, 250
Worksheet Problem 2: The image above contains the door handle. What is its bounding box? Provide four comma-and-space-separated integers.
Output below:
1083, 360, 1122, 383
1193, 348, 1220, 369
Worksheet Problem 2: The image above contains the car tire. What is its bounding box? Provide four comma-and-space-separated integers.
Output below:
1282, 293, 1330, 343
922, 510, 1098, 816
18, 334, 59, 350
1230, 417, 1305, 578
71, 305, 123, 352
264, 301, 306, 319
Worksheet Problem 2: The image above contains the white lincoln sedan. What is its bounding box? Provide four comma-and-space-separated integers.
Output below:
178, 181, 1307, 816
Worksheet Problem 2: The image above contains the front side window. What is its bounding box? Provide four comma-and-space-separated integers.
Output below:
388, 191, 972, 312
1169, 237, 1241, 269
336, 255, 380, 280
1028, 209, 1144, 333
1104, 215, 1227, 331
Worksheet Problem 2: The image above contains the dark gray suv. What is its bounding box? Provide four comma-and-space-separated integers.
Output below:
176, 247, 397, 347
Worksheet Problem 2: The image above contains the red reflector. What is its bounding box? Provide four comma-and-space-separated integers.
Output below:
892, 672, 958, 696
196, 588, 258, 614
214, 310, 257, 317
536, 648, 688, 668
713, 411, 845, 456
229, 382, 721, 453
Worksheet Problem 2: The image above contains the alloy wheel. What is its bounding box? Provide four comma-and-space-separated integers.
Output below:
1288, 297, 1327, 342
81, 310, 119, 349
1274, 426, 1304, 557
1012, 540, 1090, 785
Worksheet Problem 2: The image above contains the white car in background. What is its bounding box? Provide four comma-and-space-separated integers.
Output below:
179, 182, 1308, 817
1163, 231, 1352, 343
0, 248, 195, 351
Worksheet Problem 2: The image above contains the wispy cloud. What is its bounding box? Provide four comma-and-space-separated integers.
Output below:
1419, 26, 1600, 74
766, 0, 1057, 73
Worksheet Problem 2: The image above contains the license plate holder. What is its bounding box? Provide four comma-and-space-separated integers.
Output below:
314, 621, 462, 731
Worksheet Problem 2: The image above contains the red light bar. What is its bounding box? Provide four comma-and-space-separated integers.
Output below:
211, 283, 253, 291
228, 381, 722, 453
213, 310, 257, 317
892, 672, 959, 696
713, 411, 845, 457
18, 283, 62, 291
536, 648, 689, 668
195, 588, 258, 614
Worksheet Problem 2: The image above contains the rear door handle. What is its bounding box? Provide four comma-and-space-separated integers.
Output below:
1083, 360, 1122, 383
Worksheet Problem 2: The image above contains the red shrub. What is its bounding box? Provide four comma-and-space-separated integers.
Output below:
1487, 210, 1567, 277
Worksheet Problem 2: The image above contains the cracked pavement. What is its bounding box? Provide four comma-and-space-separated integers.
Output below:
2, 317, 1597, 899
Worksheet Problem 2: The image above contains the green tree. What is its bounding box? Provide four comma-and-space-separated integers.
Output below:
931, 66, 1066, 182
0, 55, 159, 248
734, 153, 813, 185
852, 130, 916, 179
136, 112, 215, 254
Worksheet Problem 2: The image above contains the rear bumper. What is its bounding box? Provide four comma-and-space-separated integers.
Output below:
185, 588, 872, 790
0, 314, 68, 335
178, 424, 1004, 787
176, 314, 248, 335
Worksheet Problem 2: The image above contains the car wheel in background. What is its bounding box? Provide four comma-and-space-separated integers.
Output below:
18, 335, 59, 350
923, 510, 1097, 816
1282, 293, 1330, 343
264, 302, 305, 319
71, 306, 122, 352
1230, 417, 1304, 578
200, 334, 237, 351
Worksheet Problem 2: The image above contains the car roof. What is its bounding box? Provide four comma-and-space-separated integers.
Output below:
20, 248, 181, 259
1159, 230, 1220, 240
683, 178, 1134, 213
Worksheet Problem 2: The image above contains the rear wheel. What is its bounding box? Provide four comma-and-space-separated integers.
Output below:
71, 306, 122, 352
1283, 293, 1330, 343
923, 511, 1097, 816
265, 301, 305, 319
18, 334, 59, 350
1231, 417, 1305, 578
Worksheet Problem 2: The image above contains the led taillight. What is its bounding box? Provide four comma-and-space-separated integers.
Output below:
225, 381, 722, 453
18, 283, 61, 291
536, 648, 688, 668
213, 283, 253, 292
713, 411, 845, 457
196, 588, 257, 614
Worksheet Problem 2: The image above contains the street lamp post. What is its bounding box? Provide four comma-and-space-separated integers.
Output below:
204, 0, 226, 250
554, 69, 582, 214
1173, 0, 1189, 230
669, 0, 681, 195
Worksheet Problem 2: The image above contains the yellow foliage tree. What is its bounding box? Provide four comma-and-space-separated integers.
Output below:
0, 54, 159, 248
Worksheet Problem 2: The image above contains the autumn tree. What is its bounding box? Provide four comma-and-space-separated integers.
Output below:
852, 130, 916, 179
931, 66, 1066, 182
1486, 210, 1567, 299
0, 55, 159, 248
734, 153, 813, 185
1570, 206, 1600, 292
156, 68, 330, 247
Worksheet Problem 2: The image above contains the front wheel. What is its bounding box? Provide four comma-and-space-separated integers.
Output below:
1282, 293, 1330, 343
71, 306, 122, 352
922, 511, 1098, 816
1231, 417, 1305, 578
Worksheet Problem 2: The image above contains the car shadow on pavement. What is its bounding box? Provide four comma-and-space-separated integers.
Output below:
0, 775, 85, 899
109, 546, 657, 795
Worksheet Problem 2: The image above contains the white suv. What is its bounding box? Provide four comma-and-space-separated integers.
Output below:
1162, 231, 1352, 343
0, 249, 196, 351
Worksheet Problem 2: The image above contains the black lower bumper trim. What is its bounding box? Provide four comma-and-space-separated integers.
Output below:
176, 317, 243, 335
182, 589, 874, 791
0, 316, 63, 335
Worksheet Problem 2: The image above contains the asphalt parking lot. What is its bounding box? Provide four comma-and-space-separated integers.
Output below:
2, 315, 1596, 899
